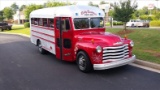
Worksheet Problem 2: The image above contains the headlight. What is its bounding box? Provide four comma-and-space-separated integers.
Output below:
96, 46, 102, 53
130, 41, 134, 47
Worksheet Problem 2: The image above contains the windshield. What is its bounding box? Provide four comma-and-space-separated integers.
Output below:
74, 18, 89, 29
74, 17, 104, 29
90, 17, 104, 28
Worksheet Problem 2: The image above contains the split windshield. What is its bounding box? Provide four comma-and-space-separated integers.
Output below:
74, 17, 104, 29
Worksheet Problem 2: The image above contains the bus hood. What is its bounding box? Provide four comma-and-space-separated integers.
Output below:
75, 32, 124, 47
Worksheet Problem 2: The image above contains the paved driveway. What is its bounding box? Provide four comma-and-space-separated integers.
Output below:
0, 34, 160, 90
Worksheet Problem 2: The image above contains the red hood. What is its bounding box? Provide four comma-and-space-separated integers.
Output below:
75, 32, 123, 47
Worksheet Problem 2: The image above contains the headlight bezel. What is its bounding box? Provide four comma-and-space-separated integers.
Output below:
130, 41, 134, 47
96, 46, 102, 53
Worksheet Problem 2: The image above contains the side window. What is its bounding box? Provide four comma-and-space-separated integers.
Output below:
65, 19, 70, 30
56, 18, 70, 30
48, 19, 54, 28
63, 39, 71, 48
43, 18, 48, 27
34, 18, 38, 25
39, 18, 43, 26
31, 18, 34, 24
56, 18, 60, 30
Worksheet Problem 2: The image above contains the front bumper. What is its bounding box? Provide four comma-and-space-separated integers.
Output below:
93, 55, 136, 70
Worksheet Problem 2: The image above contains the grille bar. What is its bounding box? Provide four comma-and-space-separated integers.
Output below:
103, 44, 129, 61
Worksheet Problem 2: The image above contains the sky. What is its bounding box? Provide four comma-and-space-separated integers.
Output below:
0, 0, 159, 10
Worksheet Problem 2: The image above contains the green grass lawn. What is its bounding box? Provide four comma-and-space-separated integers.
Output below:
107, 28, 160, 64
4, 25, 160, 64
5, 25, 30, 35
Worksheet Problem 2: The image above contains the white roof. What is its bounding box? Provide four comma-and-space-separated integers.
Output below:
30, 5, 105, 18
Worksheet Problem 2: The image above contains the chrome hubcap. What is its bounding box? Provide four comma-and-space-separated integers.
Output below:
79, 55, 86, 70
38, 43, 42, 52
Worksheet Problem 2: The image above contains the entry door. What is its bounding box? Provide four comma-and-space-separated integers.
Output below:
54, 17, 73, 61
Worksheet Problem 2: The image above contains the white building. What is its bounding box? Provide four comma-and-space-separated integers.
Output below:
13, 11, 28, 24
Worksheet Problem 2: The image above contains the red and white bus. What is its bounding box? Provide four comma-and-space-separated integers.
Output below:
30, 5, 136, 72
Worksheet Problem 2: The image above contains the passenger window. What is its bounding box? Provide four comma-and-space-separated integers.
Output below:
43, 18, 48, 27
34, 18, 38, 25
48, 19, 54, 28
39, 18, 43, 26
31, 18, 34, 24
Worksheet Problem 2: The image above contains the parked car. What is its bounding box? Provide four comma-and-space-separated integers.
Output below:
0, 22, 12, 31
126, 19, 150, 27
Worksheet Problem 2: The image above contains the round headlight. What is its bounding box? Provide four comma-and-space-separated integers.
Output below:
96, 46, 102, 53
130, 41, 134, 47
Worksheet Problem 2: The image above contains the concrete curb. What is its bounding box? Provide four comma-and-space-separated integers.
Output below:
134, 59, 160, 70
0, 32, 30, 38
1, 32, 160, 71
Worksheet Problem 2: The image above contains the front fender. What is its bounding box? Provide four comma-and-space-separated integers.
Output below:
74, 42, 103, 64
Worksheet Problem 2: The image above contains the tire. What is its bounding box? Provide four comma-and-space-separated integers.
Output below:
38, 40, 47, 54
131, 24, 134, 27
76, 51, 93, 73
8, 27, 11, 30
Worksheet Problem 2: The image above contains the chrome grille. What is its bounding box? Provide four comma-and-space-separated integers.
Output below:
103, 44, 129, 61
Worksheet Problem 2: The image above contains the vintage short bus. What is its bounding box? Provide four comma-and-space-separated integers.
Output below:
30, 5, 136, 72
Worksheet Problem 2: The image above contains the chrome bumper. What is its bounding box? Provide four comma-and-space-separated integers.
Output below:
93, 55, 136, 70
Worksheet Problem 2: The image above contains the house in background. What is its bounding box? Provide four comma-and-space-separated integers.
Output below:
13, 10, 28, 24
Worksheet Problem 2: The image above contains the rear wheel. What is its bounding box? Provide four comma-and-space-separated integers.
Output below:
76, 51, 93, 73
8, 27, 11, 30
131, 24, 134, 27
38, 40, 47, 54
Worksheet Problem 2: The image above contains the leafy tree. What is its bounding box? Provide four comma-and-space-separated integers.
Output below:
100, 1, 108, 5
24, 4, 43, 19
45, 1, 68, 7
88, 1, 98, 7
155, 12, 160, 20
113, 0, 137, 31
11, 3, 19, 14
108, 10, 114, 16
20, 5, 26, 11
3, 7, 14, 20
0, 11, 4, 21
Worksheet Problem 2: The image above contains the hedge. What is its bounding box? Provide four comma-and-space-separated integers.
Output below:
24, 22, 30, 28
113, 22, 123, 25
150, 20, 160, 27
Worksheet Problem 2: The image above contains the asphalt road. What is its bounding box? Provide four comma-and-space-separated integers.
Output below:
0, 34, 160, 90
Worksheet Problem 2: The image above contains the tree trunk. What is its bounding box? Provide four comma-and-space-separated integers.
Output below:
124, 22, 127, 31
124, 22, 127, 36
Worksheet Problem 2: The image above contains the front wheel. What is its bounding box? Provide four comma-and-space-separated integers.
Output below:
76, 51, 93, 73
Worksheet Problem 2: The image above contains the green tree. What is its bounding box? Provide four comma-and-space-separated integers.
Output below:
88, 1, 98, 7
24, 4, 43, 19
155, 12, 160, 20
20, 5, 26, 11
3, 7, 14, 20
100, 1, 108, 4
11, 3, 19, 14
108, 10, 114, 16
0, 11, 4, 21
113, 0, 137, 31
45, 1, 68, 7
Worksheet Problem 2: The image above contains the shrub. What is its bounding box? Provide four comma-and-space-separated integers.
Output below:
150, 20, 160, 27
113, 21, 123, 25
24, 22, 30, 28
140, 15, 156, 21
